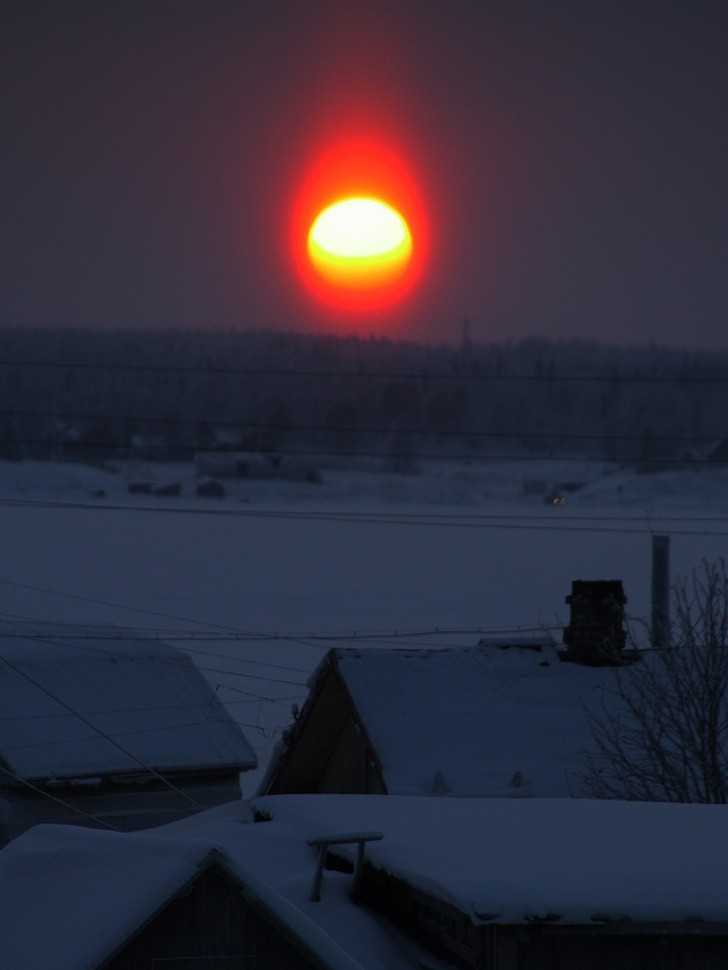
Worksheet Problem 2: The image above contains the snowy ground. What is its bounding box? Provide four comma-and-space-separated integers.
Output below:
0, 458, 726, 790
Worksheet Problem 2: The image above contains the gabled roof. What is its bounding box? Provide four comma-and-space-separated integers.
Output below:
0, 805, 418, 970
257, 794, 728, 926
0, 825, 214, 970
282, 641, 616, 797
0, 622, 256, 781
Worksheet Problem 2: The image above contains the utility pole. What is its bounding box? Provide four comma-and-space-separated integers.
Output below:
651, 535, 671, 648
460, 317, 472, 356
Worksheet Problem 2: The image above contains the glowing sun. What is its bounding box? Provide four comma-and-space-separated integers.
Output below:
307, 196, 413, 290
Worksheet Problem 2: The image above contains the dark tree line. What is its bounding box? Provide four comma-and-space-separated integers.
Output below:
0, 328, 727, 466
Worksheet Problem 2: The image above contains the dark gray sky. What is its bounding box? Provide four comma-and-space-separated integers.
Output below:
3, 2, 727, 345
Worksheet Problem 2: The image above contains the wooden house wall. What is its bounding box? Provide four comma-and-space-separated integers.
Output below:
504, 926, 728, 970
103, 864, 325, 970
0, 770, 242, 844
267, 667, 385, 795
354, 861, 482, 968
358, 861, 728, 970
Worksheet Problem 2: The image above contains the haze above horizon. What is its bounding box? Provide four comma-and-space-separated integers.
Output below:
3, 3, 727, 347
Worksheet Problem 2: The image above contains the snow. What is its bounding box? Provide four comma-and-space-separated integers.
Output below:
0, 456, 727, 964
0, 622, 256, 780
314, 642, 616, 797
5, 793, 728, 970
0, 803, 433, 970
255, 794, 728, 925
0, 825, 208, 970
0, 457, 727, 791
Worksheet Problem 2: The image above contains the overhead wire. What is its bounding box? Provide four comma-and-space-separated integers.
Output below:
2, 495, 727, 536
1, 436, 726, 465
0, 610, 315, 672
0, 763, 119, 831
0, 405, 722, 444
2, 357, 728, 384
0, 574, 316, 646
1, 716, 237, 754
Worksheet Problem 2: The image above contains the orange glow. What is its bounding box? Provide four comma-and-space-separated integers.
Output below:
307, 197, 413, 289
291, 135, 429, 317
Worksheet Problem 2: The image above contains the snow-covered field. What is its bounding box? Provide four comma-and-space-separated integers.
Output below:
1, 458, 727, 790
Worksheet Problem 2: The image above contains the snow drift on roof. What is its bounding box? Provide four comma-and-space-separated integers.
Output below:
0, 825, 207, 970
0, 622, 256, 780
258, 794, 728, 925
0, 805, 416, 970
331, 642, 615, 797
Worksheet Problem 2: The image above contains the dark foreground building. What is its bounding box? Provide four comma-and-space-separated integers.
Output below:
258, 795, 728, 970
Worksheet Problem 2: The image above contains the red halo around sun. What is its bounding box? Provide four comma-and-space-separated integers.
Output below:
291, 135, 429, 318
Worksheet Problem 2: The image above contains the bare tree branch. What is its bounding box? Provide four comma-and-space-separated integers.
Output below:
579, 559, 728, 803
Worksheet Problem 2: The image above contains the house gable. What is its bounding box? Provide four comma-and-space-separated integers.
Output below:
265, 660, 385, 795
103, 861, 325, 970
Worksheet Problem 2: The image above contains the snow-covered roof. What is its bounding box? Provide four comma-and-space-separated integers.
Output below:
0, 623, 256, 781
0, 803, 428, 970
324, 642, 616, 797
257, 794, 728, 925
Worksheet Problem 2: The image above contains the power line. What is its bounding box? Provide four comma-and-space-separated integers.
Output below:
2, 715, 238, 754
0, 575, 289, 643
195, 665, 307, 688
217, 683, 305, 704
0, 615, 312, 674
0, 697, 276, 723
0, 405, 721, 444
0, 618, 565, 646
1, 434, 724, 464
3, 495, 728, 536
0, 599, 570, 651
0, 579, 327, 666
0, 624, 313, 682
2, 357, 728, 384
290, 624, 564, 641
160, 643, 310, 672
15, 505, 721, 526
0, 763, 118, 831
3, 436, 723, 465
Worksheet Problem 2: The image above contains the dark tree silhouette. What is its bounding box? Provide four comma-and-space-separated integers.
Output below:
581, 560, 728, 803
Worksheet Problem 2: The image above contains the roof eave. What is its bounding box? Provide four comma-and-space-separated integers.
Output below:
7, 759, 256, 788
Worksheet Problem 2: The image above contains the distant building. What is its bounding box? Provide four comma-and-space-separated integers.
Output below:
259, 637, 617, 799
195, 450, 321, 484
0, 623, 256, 842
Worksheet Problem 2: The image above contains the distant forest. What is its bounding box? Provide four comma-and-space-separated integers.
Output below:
1, 328, 727, 470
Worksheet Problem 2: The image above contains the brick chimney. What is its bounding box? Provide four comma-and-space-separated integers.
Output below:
561, 580, 627, 665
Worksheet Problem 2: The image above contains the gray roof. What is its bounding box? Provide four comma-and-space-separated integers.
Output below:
0, 623, 256, 781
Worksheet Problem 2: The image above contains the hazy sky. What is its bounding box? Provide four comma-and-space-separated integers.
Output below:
3, 2, 727, 345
